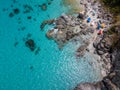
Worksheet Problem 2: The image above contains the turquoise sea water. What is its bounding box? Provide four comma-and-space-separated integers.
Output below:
0, 0, 101, 90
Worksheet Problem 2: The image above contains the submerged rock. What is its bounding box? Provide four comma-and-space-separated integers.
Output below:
14, 42, 18, 47
23, 5, 33, 13
30, 65, 34, 70
9, 12, 14, 17
76, 44, 87, 57
27, 16, 32, 19
35, 47, 40, 55
25, 39, 36, 51
40, 19, 55, 30
41, 3, 47, 11
74, 82, 101, 90
74, 78, 120, 90
13, 8, 20, 14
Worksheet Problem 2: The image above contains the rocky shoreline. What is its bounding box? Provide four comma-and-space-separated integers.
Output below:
40, 0, 120, 90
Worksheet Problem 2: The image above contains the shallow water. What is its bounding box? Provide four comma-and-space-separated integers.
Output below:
0, 0, 101, 90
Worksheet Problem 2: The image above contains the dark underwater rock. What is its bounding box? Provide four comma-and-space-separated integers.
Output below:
48, 1, 52, 5
27, 16, 32, 19
23, 5, 33, 13
35, 47, 40, 55
9, 12, 14, 17
14, 42, 18, 47
41, 3, 47, 11
25, 39, 36, 51
13, 8, 20, 14
30, 65, 34, 70
2, 8, 7, 12
40, 19, 55, 30
21, 26, 26, 31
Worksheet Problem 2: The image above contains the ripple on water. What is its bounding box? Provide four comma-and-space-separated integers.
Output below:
0, 0, 101, 90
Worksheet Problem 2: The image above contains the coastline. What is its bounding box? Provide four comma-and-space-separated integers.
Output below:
73, 0, 120, 90
41, 0, 120, 90
42, 0, 112, 78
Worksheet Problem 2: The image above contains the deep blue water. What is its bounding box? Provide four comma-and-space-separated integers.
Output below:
0, 0, 101, 90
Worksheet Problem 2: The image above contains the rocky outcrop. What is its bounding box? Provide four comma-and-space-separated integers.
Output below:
40, 0, 119, 89
74, 82, 102, 90
74, 78, 120, 90
75, 26, 120, 90
46, 29, 54, 39
44, 14, 96, 51
111, 49, 120, 88
92, 34, 113, 77
109, 30, 120, 89
40, 19, 55, 30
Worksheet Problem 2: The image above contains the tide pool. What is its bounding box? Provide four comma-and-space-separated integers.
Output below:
0, 0, 101, 90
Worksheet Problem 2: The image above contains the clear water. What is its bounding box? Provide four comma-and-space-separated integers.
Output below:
0, 0, 101, 90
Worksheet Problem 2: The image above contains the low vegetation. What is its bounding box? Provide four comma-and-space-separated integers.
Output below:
101, 0, 120, 14
101, 0, 120, 48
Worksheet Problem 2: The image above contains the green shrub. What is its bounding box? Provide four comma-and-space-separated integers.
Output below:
101, 0, 120, 14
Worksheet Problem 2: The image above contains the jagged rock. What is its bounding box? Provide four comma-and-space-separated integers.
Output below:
57, 18, 66, 24
40, 19, 55, 30
88, 28, 94, 33
75, 78, 120, 90
97, 44, 101, 50
56, 30, 66, 40
77, 13, 85, 19
104, 44, 111, 49
109, 72, 116, 79
46, 30, 54, 39
56, 25, 64, 29
61, 14, 71, 22
97, 50, 105, 55
74, 83, 101, 90
76, 45, 87, 57
93, 41, 98, 48
80, 24, 87, 29
100, 42, 105, 48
